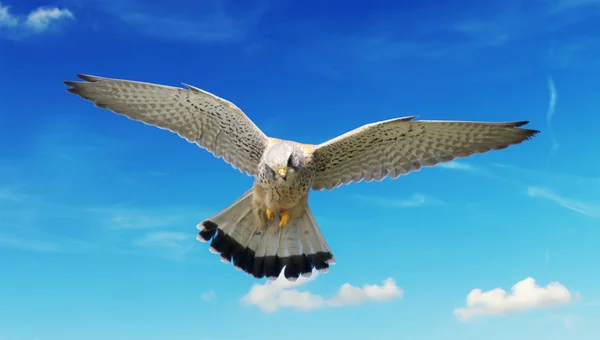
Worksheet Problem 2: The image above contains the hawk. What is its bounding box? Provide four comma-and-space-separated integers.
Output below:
64, 74, 539, 281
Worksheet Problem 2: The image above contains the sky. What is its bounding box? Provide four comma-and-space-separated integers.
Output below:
1, 0, 599, 339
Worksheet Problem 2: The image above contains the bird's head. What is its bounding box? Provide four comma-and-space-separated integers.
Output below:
262, 142, 305, 182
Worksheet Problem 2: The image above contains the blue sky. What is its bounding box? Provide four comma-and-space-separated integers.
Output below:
1, 0, 600, 339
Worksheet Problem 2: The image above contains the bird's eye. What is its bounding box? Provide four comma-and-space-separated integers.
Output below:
287, 154, 294, 169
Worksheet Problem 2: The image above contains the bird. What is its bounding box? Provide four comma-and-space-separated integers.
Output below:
63, 74, 539, 281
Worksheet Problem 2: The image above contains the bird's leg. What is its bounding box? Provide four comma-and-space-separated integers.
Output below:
266, 208, 275, 221
279, 210, 289, 227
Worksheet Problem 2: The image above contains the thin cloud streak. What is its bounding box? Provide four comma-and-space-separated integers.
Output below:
0, 233, 61, 252
547, 77, 559, 152
133, 231, 197, 259
439, 163, 600, 219
354, 193, 443, 208
438, 161, 476, 172
91, 0, 269, 43
527, 187, 600, 218
437, 160, 497, 179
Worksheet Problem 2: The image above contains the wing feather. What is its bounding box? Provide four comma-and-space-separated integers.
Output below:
311, 116, 539, 190
64, 74, 269, 176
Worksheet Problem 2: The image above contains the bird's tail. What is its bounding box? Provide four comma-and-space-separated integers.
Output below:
196, 189, 335, 281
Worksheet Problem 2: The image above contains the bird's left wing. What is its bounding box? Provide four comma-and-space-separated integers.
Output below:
64, 74, 269, 176
310, 116, 539, 191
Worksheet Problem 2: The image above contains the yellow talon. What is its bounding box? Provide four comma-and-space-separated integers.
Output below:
266, 208, 274, 221
279, 210, 289, 227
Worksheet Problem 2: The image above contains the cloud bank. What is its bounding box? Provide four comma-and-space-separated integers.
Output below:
453, 277, 573, 322
242, 269, 403, 312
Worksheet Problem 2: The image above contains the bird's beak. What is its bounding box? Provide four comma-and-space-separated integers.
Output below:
278, 167, 287, 179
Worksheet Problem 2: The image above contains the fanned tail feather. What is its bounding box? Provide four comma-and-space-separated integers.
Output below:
196, 189, 335, 280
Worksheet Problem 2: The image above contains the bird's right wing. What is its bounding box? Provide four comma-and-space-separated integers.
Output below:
64, 74, 269, 176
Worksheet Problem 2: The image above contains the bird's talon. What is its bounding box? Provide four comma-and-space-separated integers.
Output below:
279, 210, 289, 227
266, 208, 274, 221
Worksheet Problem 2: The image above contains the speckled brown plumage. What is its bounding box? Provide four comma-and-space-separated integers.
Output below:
63, 74, 540, 281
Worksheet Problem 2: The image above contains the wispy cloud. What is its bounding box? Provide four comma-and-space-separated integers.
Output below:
133, 231, 196, 260
451, 1, 600, 48
440, 162, 600, 219
438, 161, 497, 178
0, 2, 74, 39
134, 231, 189, 249
201, 290, 217, 302
121, 13, 248, 43
0, 117, 214, 261
561, 315, 577, 328
0, 233, 61, 252
547, 0, 600, 13
437, 160, 600, 223
438, 161, 477, 172
547, 77, 559, 152
0, 230, 102, 254
88, 206, 208, 230
0, 184, 205, 260
527, 187, 600, 218
0, 187, 27, 203
354, 193, 442, 208
87, 0, 268, 43
285, 0, 600, 82
242, 269, 403, 312
491, 163, 600, 186
0, 3, 17, 27
453, 277, 573, 322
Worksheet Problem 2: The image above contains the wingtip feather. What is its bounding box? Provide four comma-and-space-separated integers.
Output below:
182, 83, 202, 92
512, 120, 530, 127
76, 74, 101, 82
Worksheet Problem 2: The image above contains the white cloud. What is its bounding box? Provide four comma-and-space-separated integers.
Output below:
242, 269, 403, 312
201, 290, 217, 301
0, 3, 18, 27
453, 277, 573, 322
0, 3, 74, 38
24, 6, 74, 31
527, 187, 600, 218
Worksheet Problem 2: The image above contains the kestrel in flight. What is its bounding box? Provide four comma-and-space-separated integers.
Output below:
64, 74, 539, 281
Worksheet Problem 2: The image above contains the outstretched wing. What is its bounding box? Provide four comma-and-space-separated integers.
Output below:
311, 116, 539, 190
64, 74, 269, 176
